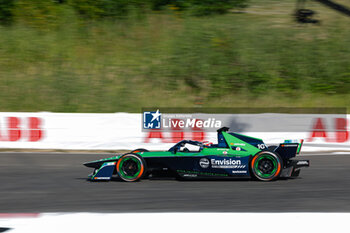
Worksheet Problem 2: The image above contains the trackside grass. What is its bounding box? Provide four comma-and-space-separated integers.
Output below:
0, 0, 349, 112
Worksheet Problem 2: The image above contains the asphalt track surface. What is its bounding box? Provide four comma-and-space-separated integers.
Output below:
0, 152, 349, 212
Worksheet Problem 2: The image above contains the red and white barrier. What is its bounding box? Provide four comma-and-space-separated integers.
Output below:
0, 112, 349, 152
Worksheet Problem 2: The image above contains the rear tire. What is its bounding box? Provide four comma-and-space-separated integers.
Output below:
116, 153, 147, 182
251, 151, 282, 181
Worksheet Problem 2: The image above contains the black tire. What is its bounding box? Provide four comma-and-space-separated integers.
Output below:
131, 148, 149, 153
116, 153, 147, 182
251, 151, 283, 181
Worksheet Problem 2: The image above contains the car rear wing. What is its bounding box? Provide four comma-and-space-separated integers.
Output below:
274, 139, 304, 160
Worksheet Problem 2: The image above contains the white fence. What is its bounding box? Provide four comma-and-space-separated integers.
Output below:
0, 112, 349, 152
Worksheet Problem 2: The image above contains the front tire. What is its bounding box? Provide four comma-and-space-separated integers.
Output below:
116, 153, 147, 182
131, 148, 149, 153
251, 151, 282, 181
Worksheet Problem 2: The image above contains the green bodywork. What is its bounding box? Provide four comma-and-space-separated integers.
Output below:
88, 132, 262, 165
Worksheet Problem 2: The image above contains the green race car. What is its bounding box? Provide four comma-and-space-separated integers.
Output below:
84, 127, 309, 182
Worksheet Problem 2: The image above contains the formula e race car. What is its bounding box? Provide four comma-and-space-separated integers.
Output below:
84, 127, 309, 182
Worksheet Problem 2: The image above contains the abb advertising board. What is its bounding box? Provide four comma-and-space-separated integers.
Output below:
0, 112, 349, 152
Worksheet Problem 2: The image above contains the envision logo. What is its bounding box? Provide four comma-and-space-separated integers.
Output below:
211, 159, 246, 169
211, 159, 241, 165
199, 158, 210, 168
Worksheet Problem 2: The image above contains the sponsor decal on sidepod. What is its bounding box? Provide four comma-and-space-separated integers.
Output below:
199, 158, 210, 168
211, 159, 246, 169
